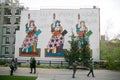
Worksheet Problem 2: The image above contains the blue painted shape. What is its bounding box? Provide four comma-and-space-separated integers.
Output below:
76, 28, 80, 32
29, 46, 32, 52
23, 48, 26, 52
36, 29, 41, 36
46, 52, 64, 57
85, 37, 89, 42
60, 43, 64, 50
26, 27, 29, 32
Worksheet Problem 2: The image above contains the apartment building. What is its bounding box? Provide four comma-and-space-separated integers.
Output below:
0, 0, 24, 58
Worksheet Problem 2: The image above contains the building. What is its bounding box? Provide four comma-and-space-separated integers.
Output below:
0, 0, 24, 58
101, 35, 105, 41
15, 8, 100, 61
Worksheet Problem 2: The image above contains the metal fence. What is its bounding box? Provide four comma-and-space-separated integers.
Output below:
0, 58, 106, 68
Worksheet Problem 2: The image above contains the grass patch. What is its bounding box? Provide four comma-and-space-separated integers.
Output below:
0, 75, 37, 80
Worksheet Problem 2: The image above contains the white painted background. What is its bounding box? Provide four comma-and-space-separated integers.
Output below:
15, 9, 100, 61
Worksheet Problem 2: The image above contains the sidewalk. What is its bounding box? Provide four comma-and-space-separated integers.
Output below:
0, 67, 120, 80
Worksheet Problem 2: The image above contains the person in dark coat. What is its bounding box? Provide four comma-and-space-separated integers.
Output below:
14, 58, 18, 71
32, 57, 36, 74
30, 57, 33, 73
72, 61, 80, 78
87, 58, 95, 77
9, 58, 15, 76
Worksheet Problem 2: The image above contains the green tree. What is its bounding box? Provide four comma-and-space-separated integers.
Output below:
63, 32, 80, 66
63, 32, 91, 67
80, 39, 90, 66
100, 40, 120, 70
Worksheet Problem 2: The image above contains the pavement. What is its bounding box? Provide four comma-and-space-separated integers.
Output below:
0, 67, 120, 80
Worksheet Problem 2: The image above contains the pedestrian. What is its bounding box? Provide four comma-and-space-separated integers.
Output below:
87, 58, 95, 77
32, 57, 36, 74
30, 57, 33, 73
72, 61, 80, 78
14, 58, 18, 71
9, 58, 15, 76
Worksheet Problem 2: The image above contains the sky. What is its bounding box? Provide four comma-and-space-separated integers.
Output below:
19, 0, 120, 40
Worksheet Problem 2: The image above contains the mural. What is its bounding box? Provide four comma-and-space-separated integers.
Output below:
45, 13, 68, 57
19, 13, 41, 57
76, 13, 92, 57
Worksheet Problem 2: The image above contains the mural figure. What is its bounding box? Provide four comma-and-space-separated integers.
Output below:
20, 13, 41, 57
46, 13, 67, 57
76, 13, 92, 50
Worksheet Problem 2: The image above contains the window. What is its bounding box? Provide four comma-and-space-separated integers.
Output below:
2, 36, 10, 44
15, 26, 20, 30
4, 8, 11, 15
2, 36, 6, 44
11, 36, 15, 44
6, 37, 9, 44
2, 27, 10, 34
15, 9, 21, 15
1, 46, 5, 54
15, 17, 20, 24
4, 16, 11, 24
12, 47, 15, 54
14, 26, 20, 34
13, 37, 15, 44
5, 47, 9, 54
6, 28, 10, 34
2, 27, 7, 34
1, 46, 9, 54
0, 10, 1, 15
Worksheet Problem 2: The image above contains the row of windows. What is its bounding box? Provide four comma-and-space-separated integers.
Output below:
2, 36, 15, 44
1, 46, 15, 54
4, 8, 21, 15
2, 26, 20, 34
3, 16, 20, 24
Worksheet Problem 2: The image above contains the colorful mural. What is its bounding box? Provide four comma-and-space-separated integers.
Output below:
19, 13, 41, 57
76, 13, 92, 57
45, 13, 68, 57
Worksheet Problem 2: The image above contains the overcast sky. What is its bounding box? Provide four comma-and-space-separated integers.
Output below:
19, 0, 120, 40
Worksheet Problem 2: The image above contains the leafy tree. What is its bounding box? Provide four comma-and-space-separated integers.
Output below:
80, 39, 90, 66
100, 40, 120, 70
63, 32, 79, 66
63, 32, 91, 67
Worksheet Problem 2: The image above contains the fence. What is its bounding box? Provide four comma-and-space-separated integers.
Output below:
0, 58, 106, 68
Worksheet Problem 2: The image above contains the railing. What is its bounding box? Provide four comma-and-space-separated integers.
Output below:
18, 60, 68, 67
0, 58, 106, 68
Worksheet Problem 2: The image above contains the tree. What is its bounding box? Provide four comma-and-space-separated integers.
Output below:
63, 32, 91, 67
100, 40, 120, 70
63, 32, 80, 66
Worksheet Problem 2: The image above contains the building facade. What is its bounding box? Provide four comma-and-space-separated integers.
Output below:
0, 0, 24, 58
15, 9, 100, 61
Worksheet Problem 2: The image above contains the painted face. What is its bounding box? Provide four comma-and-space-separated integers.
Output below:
55, 22, 59, 27
55, 20, 60, 27
29, 21, 35, 31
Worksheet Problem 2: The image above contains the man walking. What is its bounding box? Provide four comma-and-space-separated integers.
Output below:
72, 61, 80, 78
9, 58, 15, 75
32, 57, 36, 74
87, 58, 95, 77
30, 57, 33, 73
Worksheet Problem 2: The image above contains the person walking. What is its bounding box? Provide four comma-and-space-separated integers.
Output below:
9, 58, 15, 76
87, 58, 95, 77
14, 58, 18, 71
32, 57, 36, 74
30, 57, 33, 73
72, 61, 80, 78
